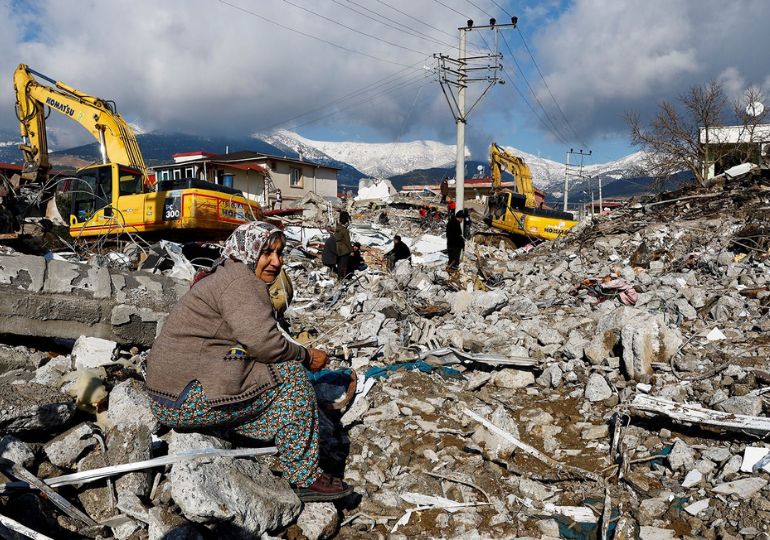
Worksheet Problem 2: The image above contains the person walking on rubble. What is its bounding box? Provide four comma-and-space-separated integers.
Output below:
335, 211, 353, 278
440, 176, 449, 204
146, 221, 353, 502
446, 209, 465, 272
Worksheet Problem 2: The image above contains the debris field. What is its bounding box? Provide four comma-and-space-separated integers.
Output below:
0, 175, 769, 540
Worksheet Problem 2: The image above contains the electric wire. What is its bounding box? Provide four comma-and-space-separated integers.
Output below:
255, 63, 426, 133
432, 0, 468, 18
499, 30, 572, 146
281, 0, 431, 56
332, 0, 457, 51
283, 73, 434, 132
217, 0, 422, 69
516, 27, 589, 149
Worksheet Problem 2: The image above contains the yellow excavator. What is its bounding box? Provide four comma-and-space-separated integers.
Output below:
485, 142, 577, 242
14, 64, 263, 239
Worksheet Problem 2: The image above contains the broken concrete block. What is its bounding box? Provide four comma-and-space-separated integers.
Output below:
169, 456, 301, 535
491, 369, 535, 389
72, 336, 117, 370
168, 431, 231, 454
107, 378, 160, 433
712, 477, 767, 499
107, 424, 152, 514
637, 497, 669, 525
33, 355, 72, 387
563, 330, 588, 360
667, 440, 696, 471
296, 502, 339, 540
451, 290, 474, 314
471, 405, 519, 460
716, 394, 763, 416
0, 382, 75, 434
0, 435, 35, 467
639, 526, 676, 540
584, 373, 613, 402
681, 469, 703, 488
581, 424, 609, 441
536, 365, 563, 388
683, 498, 709, 516
471, 290, 508, 316
44, 422, 98, 468
148, 506, 203, 540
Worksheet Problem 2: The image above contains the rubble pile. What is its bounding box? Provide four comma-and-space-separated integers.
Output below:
0, 174, 768, 539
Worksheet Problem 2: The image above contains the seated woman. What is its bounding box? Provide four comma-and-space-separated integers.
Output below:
146, 221, 352, 502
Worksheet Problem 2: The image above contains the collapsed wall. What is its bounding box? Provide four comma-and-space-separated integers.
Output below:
0, 255, 188, 346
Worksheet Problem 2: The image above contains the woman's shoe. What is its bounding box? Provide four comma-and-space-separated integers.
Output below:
293, 473, 353, 502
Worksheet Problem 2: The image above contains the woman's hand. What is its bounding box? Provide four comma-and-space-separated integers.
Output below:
305, 348, 329, 372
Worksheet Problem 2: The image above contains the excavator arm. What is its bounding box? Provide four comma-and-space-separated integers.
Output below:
489, 142, 537, 208
14, 64, 148, 183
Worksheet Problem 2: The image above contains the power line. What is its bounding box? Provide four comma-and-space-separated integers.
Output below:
255, 64, 425, 133
516, 27, 588, 148
333, 0, 457, 51
217, 0, 422, 69
282, 0, 431, 56
462, 0, 494, 18
374, 0, 463, 42
499, 30, 573, 146
486, 0, 512, 17
286, 75, 434, 131
431, 0, 468, 19
499, 65, 570, 147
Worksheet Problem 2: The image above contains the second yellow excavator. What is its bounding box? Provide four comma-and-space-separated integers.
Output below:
484, 142, 577, 242
14, 64, 263, 239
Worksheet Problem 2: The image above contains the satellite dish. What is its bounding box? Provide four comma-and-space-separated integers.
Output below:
746, 101, 765, 117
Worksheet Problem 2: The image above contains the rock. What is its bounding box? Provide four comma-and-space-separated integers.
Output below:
537, 327, 563, 346
715, 395, 763, 416
107, 378, 160, 433
33, 355, 72, 386
639, 526, 676, 540
471, 405, 519, 460
684, 498, 710, 516
712, 477, 768, 499
44, 422, 98, 468
720, 454, 743, 479
681, 469, 703, 488
0, 435, 35, 467
491, 369, 535, 389
0, 382, 75, 434
563, 331, 588, 360
107, 424, 152, 519
581, 424, 609, 441
637, 497, 669, 525
451, 290, 474, 314
584, 373, 613, 402
536, 365, 563, 388
72, 336, 117, 370
471, 290, 508, 316
296, 502, 339, 540
169, 456, 301, 536
537, 518, 561, 537
148, 506, 203, 540
517, 477, 552, 501
168, 431, 231, 453
667, 440, 696, 471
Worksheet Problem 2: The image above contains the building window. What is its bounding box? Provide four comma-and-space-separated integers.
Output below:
290, 167, 302, 188
159, 170, 170, 181
184, 166, 194, 178
173, 169, 182, 180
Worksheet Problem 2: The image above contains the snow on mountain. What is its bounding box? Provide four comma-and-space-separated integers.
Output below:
260, 129, 467, 178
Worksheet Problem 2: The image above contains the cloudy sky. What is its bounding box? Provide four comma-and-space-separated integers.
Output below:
2, 0, 769, 164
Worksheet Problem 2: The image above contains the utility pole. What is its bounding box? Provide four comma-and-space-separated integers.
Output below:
597, 175, 602, 215
436, 17, 517, 217
563, 148, 592, 214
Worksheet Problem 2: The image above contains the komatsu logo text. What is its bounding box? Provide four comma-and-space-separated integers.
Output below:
45, 97, 74, 117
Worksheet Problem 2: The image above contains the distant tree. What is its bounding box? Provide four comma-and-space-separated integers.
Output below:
626, 82, 768, 186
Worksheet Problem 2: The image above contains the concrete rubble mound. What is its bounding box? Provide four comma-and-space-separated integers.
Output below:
0, 173, 769, 538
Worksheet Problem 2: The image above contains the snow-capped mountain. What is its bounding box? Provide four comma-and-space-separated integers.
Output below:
260, 129, 466, 178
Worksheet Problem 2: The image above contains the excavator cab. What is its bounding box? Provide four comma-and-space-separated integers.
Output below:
69, 163, 146, 235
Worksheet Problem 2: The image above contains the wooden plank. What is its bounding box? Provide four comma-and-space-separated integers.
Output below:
45, 446, 277, 488
0, 459, 97, 527
629, 394, 770, 435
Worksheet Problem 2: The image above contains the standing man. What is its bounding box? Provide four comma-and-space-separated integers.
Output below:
335, 211, 353, 278
446, 210, 465, 272
439, 176, 449, 204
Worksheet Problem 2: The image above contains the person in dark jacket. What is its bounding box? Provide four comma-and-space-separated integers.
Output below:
439, 176, 449, 204
334, 211, 353, 278
147, 221, 352, 502
321, 232, 337, 273
349, 242, 367, 272
446, 210, 465, 272
385, 235, 411, 270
